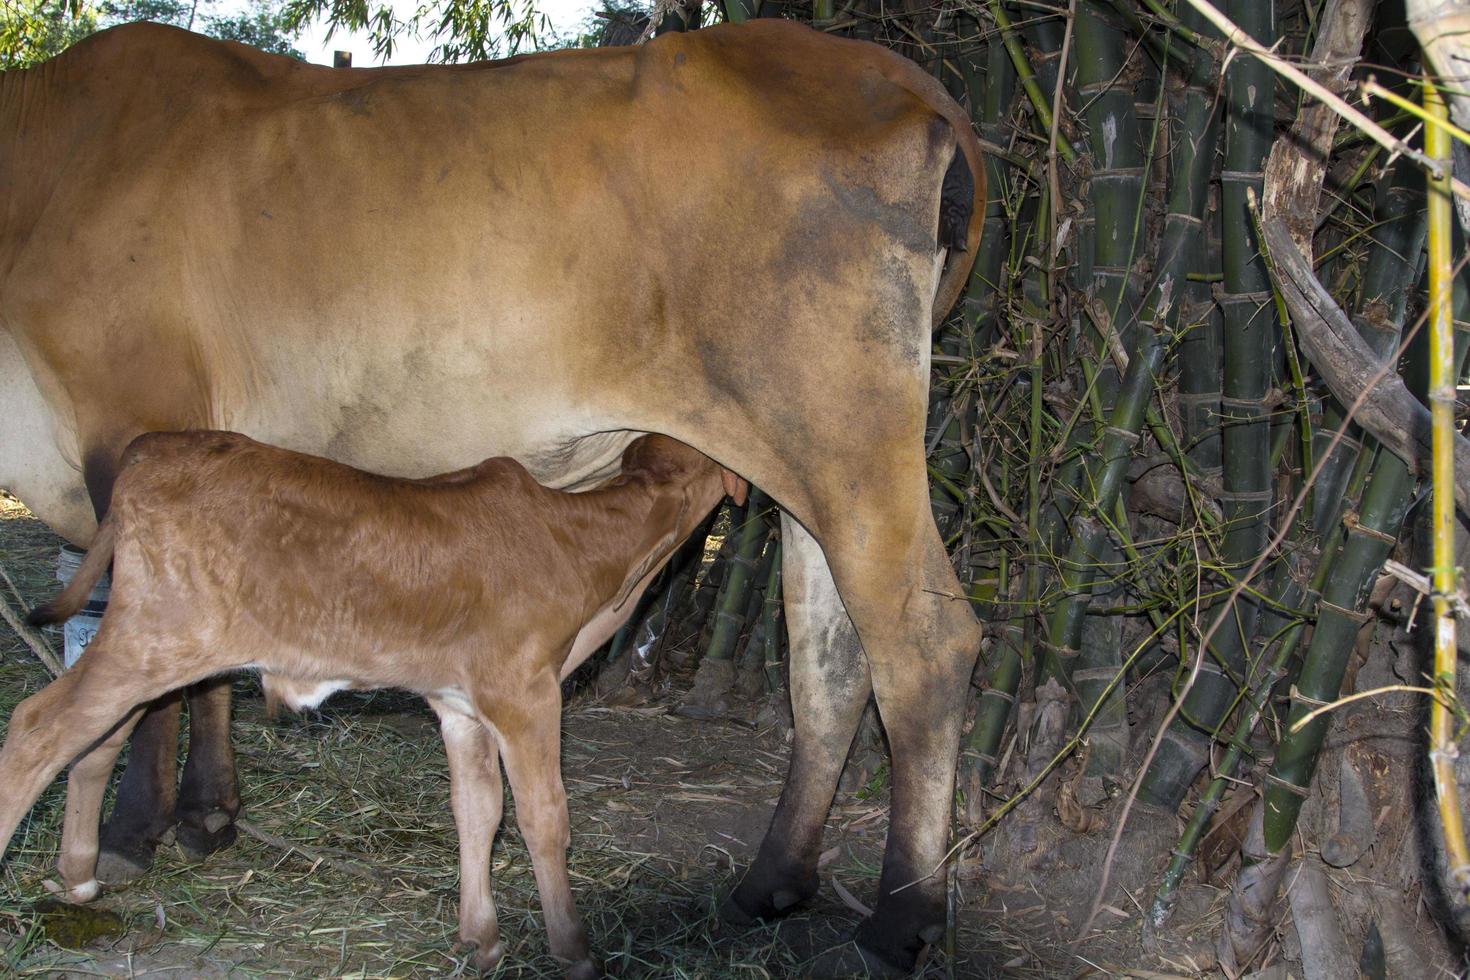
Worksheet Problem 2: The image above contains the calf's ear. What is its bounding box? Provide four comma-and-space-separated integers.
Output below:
722, 470, 748, 506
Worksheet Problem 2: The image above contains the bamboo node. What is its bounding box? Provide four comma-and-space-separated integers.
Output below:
1102, 426, 1142, 446
1288, 684, 1333, 709
1041, 640, 1079, 660
1220, 169, 1266, 183
981, 687, 1017, 705
1317, 598, 1374, 624
1073, 666, 1126, 683
1265, 773, 1311, 799
1217, 290, 1274, 306
1342, 515, 1398, 546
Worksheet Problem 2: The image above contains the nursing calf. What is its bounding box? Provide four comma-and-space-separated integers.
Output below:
1, 430, 742, 978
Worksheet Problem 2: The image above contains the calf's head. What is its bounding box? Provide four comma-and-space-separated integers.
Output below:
610, 435, 748, 610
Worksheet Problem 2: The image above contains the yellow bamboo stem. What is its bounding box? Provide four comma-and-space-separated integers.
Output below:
1363, 79, 1470, 148
1426, 76, 1470, 901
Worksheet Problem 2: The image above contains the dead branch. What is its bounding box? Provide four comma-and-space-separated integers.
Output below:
1261, 218, 1470, 516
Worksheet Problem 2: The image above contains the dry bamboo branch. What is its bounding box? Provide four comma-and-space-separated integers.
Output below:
1262, 217, 1470, 515
0, 574, 63, 677
1260, 0, 1371, 255
1183, 0, 1470, 202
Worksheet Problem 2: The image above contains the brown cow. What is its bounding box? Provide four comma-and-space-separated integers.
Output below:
9, 431, 743, 977
0, 20, 983, 971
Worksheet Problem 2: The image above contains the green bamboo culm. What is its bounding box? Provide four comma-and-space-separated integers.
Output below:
1139, 0, 1278, 813
759, 540, 784, 692
988, 0, 1077, 163
1035, 1, 1150, 711
735, 533, 779, 685
1167, 2, 1224, 477
684, 499, 746, 644
1220, 256, 1470, 968
722, 0, 756, 22
1038, 0, 1156, 565
1146, 557, 1312, 932
700, 487, 770, 664
960, 24, 1017, 350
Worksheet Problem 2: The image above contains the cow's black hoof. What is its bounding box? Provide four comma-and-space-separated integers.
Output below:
175, 811, 238, 862
723, 865, 817, 923
850, 914, 937, 977
808, 940, 913, 979
94, 843, 154, 885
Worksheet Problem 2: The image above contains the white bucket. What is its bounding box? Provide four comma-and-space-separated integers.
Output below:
55, 544, 109, 669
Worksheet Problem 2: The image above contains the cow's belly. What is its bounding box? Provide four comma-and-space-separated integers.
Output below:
0, 330, 95, 544
230, 330, 638, 492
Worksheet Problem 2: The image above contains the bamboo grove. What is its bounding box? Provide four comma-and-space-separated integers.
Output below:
582, 0, 1470, 962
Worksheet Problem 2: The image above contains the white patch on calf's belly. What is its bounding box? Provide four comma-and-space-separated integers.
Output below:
261, 673, 352, 711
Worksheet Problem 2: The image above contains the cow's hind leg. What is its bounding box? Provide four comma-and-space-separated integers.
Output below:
175, 677, 240, 860
820, 481, 981, 970
95, 691, 181, 882
427, 696, 506, 973
489, 673, 596, 980
726, 515, 871, 921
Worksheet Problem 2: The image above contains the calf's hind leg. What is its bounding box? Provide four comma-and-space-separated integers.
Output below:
55, 707, 146, 898
427, 697, 506, 973
0, 638, 184, 871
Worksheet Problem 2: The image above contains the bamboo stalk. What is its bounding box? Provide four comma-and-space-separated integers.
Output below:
759, 539, 783, 691
1424, 76, 1470, 901
700, 488, 769, 664
987, 0, 1078, 163
1138, 0, 1277, 812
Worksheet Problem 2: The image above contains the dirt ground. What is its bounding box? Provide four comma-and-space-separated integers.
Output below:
0, 496, 1462, 978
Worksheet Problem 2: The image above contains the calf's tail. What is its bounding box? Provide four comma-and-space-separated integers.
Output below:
27, 517, 116, 627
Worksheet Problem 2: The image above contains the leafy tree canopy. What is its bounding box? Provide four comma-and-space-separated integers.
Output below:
2, 0, 305, 68
278, 0, 548, 64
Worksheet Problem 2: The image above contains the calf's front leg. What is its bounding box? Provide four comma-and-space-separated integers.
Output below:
489, 675, 597, 980
427, 696, 505, 973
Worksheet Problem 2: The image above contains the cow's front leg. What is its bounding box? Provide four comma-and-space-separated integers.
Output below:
175, 677, 240, 861
726, 516, 870, 922
96, 692, 182, 882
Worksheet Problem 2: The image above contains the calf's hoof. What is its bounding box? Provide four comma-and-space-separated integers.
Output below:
176, 810, 239, 862
42, 877, 100, 904
466, 939, 504, 974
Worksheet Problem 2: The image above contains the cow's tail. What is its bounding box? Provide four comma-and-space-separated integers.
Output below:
928, 100, 985, 330
27, 516, 116, 627
877, 58, 986, 330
